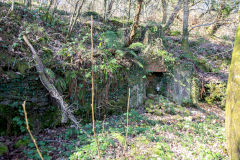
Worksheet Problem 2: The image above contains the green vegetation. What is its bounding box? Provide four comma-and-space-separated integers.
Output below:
0, 0, 236, 159
0, 142, 8, 156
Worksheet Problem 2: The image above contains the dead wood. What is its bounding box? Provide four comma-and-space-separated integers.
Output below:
23, 35, 84, 131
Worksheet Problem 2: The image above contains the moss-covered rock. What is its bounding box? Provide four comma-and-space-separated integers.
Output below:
145, 99, 154, 109
204, 82, 226, 108
0, 142, 8, 156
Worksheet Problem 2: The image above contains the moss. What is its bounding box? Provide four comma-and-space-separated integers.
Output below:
0, 142, 8, 156
204, 82, 226, 108
6, 71, 17, 79
169, 30, 181, 36
111, 132, 125, 146
146, 87, 155, 95
145, 99, 154, 109
225, 11, 240, 159
183, 109, 191, 116
16, 62, 29, 74
135, 136, 150, 145
191, 77, 200, 104
196, 58, 212, 72
14, 138, 30, 148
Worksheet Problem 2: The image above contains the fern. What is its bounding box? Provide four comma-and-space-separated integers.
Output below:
129, 42, 145, 50
100, 31, 122, 49
55, 77, 67, 93
65, 71, 78, 84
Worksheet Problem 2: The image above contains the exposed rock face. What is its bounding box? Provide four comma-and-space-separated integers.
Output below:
129, 78, 146, 108
153, 64, 200, 105
0, 73, 61, 135
168, 64, 200, 105
168, 64, 194, 104
0, 74, 49, 107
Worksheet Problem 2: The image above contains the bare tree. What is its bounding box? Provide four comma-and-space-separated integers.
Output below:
163, 0, 182, 32
126, 0, 144, 46
67, 0, 86, 38
128, 0, 132, 20
106, 0, 115, 18
11, 0, 14, 11
208, 0, 232, 36
104, 0, 107, 20
24, 0, 32, 8
182, 0, 190, 54
45, 0, 54, 21
50, 0, 60, 22
161, 0, 168, 24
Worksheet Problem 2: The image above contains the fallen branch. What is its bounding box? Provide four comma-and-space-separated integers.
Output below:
23, 35, 88, 135
22, 101, 44, 160
189, 21, 215, 32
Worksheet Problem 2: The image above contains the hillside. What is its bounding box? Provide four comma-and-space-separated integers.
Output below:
0, 0, 238, 159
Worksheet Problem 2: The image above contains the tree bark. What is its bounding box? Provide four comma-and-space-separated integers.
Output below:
161, 0, 167, 24
11, 0, 14, 11
25, 0, 32, 8
67, 0, 85, 38
68, 0, 80, 31
45, 0, 54, 21
104, 0, 107, 21
163, 0, 182, 31
182, 0, 190, 55
107, 0, 114, 18
208, 1, 229, 36
126, 0, 143, 46
23, 35, 81, 129
225, 2, 240, 159
128, 0, 132, 20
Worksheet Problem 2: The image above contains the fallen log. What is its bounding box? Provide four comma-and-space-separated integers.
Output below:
23, 35, 81, 130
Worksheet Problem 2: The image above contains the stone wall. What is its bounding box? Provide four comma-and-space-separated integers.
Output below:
0, 73, 60, 135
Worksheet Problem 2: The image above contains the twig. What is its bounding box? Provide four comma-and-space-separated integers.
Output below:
124, 88, 131, 150
90, 15, 101, 159
189, 21, 215, 32
22, 101, 44, 160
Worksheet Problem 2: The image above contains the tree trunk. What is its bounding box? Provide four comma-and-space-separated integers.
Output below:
11, 0, 14, 11
161, 0, 167, 24
67, 0, 85, 38
208, 1, 228, 36
52, 0, 59, 16
23, 35, 81, 128
104, 0, 107, 21
225, 2, 240, 159
107, 0, 114, 18
163, 0, 182, 31
25, 0, 31, 8
182, 0, 190, 55
126, 0, 143, 46
45, 0, 54, 21
49, 0, 60, 24
68, 0, 80, 31
128, 0, 132, 20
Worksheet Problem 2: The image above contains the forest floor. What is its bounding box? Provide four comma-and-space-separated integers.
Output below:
2, 102, 227, 160
0, 2, 232, 160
